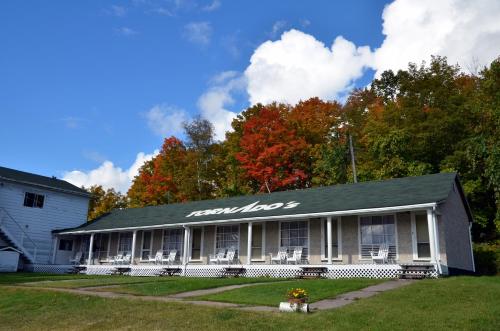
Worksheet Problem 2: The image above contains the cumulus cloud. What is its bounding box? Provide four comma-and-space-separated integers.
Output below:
202, 0, 221, 12
183, 21, 213, 46
269, 20, 287, 38
373, 0, 500, 76
145, 104, 188, 137
197, 71, 246, 140
245, 29, 373, 105
63, 151, 158, 193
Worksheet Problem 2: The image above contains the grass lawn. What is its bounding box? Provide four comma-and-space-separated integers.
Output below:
92, 276, 287, 296
0, 272, 98, 284
0, 276, 498, 330
196, 278, 383, 306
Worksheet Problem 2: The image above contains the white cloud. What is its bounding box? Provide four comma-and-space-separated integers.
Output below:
63, 151, 158, 193
145, 104, 188, 137
374, 0, 500, 76
183, 21, 212, 46
245, 29, 373, 105
269, 20, 287, 38
197, 72, 246, 140
202, 0, 221, 12
114, 27, 138, 37
109, 5, 127, 17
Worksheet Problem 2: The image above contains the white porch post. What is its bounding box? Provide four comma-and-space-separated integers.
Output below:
131, 230, 137, 264
247, 222, 253, 265
327, 217, 333, 264
183, 226, 190, 264
432, 207, 442, 274
87, 233, 94, 266
426, 208, 437, 267
51, 235, 58, 264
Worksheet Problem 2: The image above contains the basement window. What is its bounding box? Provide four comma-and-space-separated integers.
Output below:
23, 192, 44, 208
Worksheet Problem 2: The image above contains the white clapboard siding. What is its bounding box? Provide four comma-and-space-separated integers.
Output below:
0, 181, 89, 264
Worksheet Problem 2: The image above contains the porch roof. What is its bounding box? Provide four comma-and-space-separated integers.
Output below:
56, 172, 463, 234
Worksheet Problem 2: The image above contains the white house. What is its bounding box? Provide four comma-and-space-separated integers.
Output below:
53, 172, 475, 278
0, 166, 90, 269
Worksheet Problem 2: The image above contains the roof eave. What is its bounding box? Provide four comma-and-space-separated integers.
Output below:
0, 176, 91, 198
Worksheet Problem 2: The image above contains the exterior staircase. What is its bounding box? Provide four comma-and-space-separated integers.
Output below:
0, 207, 38, 264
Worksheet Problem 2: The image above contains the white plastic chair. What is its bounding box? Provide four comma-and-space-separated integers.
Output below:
370, 243, 389, 264
148, 250, 163, 264
218, 247, 236, 265
209, 248, 226, 265
69, 252, 83, 265
113, 254, 124, 264
162, 250, 177, 265
287, 246, 303, 265
122, 253, 132, 265
270, 247, 288, 264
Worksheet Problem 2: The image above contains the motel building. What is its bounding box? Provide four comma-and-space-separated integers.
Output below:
45, 173, 475, 278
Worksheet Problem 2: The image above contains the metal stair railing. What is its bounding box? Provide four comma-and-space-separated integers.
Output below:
0, 207, 38, 263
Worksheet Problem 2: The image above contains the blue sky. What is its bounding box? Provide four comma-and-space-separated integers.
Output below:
1, 0, 498, 192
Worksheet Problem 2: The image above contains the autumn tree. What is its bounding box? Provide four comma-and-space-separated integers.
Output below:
87, 185, 127, 221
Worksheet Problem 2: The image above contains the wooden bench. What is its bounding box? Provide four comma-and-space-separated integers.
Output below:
110, 266, 131, 276
158, 267, 182, 277
399, 264, 435, 279
298, 266, 328, 279
220, 267, 246, 278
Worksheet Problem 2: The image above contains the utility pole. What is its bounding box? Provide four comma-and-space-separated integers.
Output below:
349, 134, 358, 183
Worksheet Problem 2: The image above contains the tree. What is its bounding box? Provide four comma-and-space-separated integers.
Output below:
87, 185, 126, 221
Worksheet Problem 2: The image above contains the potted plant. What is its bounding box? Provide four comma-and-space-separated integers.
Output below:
279, 288, 309, 313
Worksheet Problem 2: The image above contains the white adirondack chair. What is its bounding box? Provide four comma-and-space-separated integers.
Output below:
148, 250, 163, 264
122, 253, 132, 265
162, 250, 177, 265
218, 247, 236, 265
287, 246, 303, 265
370, 243, 389, 264
113, 254, 124, 264
69, 252, 83, 265
209, 248, 226, 264
270, 247, 288, 264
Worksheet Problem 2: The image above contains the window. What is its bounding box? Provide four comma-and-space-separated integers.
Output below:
23, 192, 44, 208
413, 213, 431, 259
190, 228, 202, 260
251, 223, 265, 260
58, 239, 73, 251
141, 231, 153, 259
118, 232, 133, 254
215, 225, 239, 257
280, 221, 308, 258
94, 233, 110, 259
163, 229, 184, 254
321, 218, 341, 260
360, 215, 397, 260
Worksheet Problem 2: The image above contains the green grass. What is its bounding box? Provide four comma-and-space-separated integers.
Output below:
0, 276, 499, 330
0, 272, 98, 284
196, 278, 383, 306
95, 276, 286, 296
23, 276, 168, 289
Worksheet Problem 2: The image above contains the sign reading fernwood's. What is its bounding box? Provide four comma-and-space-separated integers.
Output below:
185, 201, 300, 217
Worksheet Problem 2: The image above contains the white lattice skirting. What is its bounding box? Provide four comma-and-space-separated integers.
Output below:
29, 263, 437, 278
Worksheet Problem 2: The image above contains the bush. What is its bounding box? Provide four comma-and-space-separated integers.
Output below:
473, 242, 500, 275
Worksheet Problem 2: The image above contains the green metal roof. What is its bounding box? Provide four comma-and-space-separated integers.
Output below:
0, 166, 89, 196
58, 172, 463, 233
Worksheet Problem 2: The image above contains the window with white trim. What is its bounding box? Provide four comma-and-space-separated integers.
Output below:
190, 228, 202, 260
360, 215, 396, 260
280, 221, 308, 258
215, 225, 239, 257
251, 223, 265, 260
163, 229, 184, 254
141, 231, 153, 259
23, 192, 44, 208
118, 232, 133, 254
414, 213, 430, 259
58, 239, 73, 251
321, 218, 340, 260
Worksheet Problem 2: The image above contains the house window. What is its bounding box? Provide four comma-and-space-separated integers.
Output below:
280, 221, 308, 258
190, 228, 202, 260
360, 215, 397, 260
215, 225, 239, 257
118, 232, 133, 254
58, 239, 73, 251
94, 233, 110, 259
321, 218, 340, 260
251, 223, 265, 260
163, 229, 184, 254
414, 213, 431, 259
141, 231, 153, 259
23, 192, 44, 208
